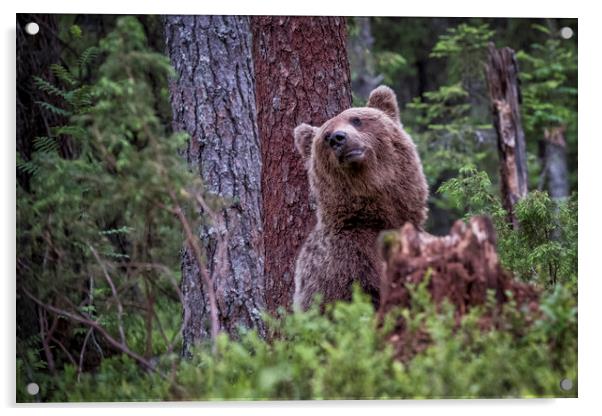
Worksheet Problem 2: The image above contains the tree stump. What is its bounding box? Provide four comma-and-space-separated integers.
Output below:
377, 216, 539, 361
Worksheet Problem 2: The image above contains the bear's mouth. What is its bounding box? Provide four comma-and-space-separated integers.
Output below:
337, 147, 367, 165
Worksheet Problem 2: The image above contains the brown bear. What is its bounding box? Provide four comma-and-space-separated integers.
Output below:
293, 86, 429, 310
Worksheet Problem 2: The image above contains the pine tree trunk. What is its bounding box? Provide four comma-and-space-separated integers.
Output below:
251, 16, 353, 312
165, 15, 265, 355
485, 43, 528, 229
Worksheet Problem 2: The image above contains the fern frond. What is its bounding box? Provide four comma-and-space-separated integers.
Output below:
51, 125, 87, 139
78, 46, 100, 69
33, 136, 59, 154
50, 64, 77, 86
70, 86, 94, 109
16, 158, 40, 176
33, 76, 70, 99
35, 101, 72, 117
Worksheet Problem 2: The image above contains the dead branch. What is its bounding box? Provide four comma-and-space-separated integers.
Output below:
23, 288, 157, 373
89, 244, 126, 345
166, 189, 220, 352
77, 327, 94, 382
114, 261, 189, 356
38, 307, 56, 374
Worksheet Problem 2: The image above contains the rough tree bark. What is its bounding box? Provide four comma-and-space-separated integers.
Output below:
378, 217, 539, 361
251, 16, 353, 312
165, 16, 265, 355
541, 126, 569, 200
485, 43, 528, 229
348, 17, 383, 101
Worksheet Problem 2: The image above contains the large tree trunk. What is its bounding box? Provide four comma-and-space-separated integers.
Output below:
165, 15, 265, 355
485, 43, 528, 229
251, 16, 353, 312
348, 17, 382, 102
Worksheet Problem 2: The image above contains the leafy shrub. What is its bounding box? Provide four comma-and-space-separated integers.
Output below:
17, 16, 198, 393
438, 165, 578, 289
18, 283, 576, 402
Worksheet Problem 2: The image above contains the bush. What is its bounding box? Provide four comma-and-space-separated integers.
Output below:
18, 283, 576, 402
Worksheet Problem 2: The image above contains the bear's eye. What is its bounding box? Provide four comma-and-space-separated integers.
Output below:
351, 117, 362, 127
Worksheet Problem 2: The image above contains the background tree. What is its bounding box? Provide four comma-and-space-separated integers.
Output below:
251, 16, 353, 312
347, 17, 383, 102
517, 24, 577, 199
165, 15, 266, 354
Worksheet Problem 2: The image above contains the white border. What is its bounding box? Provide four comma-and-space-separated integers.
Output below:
2, 1, 600, 415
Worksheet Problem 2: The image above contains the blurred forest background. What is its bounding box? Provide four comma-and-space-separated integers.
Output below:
16, 14, 577, 401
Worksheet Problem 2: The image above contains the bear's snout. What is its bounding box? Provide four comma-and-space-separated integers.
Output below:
327, 130, 347, 149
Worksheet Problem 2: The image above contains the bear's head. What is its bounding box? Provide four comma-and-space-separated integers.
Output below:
294, 86, 428, 230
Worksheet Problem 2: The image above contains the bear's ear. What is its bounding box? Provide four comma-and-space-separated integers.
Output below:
294, 123, 318, 161
367, 85, 400, 122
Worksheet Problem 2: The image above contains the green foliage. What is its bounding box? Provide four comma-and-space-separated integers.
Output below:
518, 25, 577, 132
407, 23, 495, 163
437, 164, 504, 219
430, 23, 495, 86
374, 51, 408, 86
402, 23, 498, 233
498, 192, 578, 289
517, 24, 578, 190
18, 284, 576, 401
437, 165, 577, 289
17, 16, 198, 393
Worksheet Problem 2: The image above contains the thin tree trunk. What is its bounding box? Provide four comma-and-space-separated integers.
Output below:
542, 126, 569, 200
251, 16, 353, 312
485, 43, 528, 229
165, 15, 265, 355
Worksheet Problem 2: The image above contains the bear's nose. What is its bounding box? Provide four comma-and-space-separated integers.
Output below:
327, 131, 347, 149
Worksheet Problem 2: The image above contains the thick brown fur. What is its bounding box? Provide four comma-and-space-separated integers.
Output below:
293, 86, 429, 310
